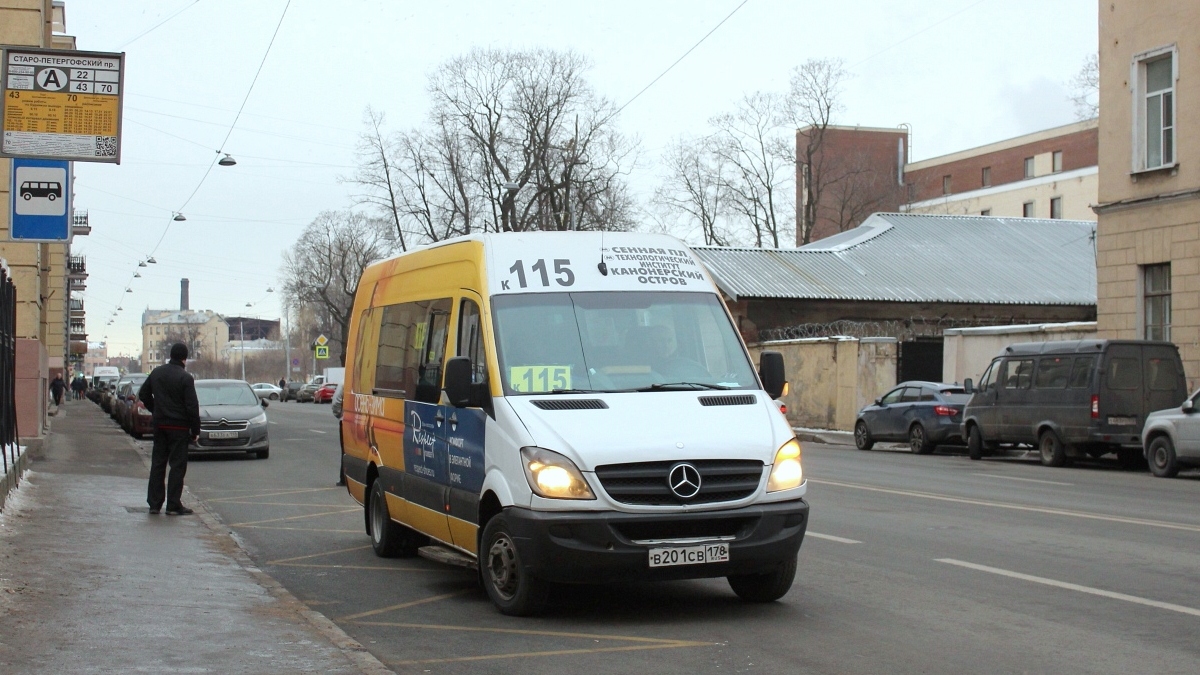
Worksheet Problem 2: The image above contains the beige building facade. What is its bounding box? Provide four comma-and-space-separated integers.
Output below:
0, 0, 85, 437
1095, 0, 1200, 388
141, 310, 229, 370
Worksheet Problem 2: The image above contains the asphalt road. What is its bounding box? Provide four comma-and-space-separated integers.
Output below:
163, 401, 1200, 674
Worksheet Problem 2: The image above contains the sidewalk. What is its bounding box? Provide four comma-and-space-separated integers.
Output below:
0, 400, 390, 674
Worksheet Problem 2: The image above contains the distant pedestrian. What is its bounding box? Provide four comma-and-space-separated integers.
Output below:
139, 343, 202, 516
71, 375, 86, 400
278, 377, 286, 390
49, 374, 66, 406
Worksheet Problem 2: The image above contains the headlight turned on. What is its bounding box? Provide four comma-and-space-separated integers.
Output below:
767, 438, 804, 492
520, 447, 595, 500
249, 412, 267, 425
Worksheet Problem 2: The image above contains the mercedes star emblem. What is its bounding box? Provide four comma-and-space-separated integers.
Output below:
667, 462, 702, 499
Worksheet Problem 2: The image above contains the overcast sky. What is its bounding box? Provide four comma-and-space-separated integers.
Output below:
65, 0, 1098, 356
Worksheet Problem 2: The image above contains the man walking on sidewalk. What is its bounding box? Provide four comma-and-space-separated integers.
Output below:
138, 343, 202, 516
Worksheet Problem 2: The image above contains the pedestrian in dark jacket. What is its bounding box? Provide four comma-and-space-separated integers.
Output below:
49, 374, 66, 406
138, 343, 202, 515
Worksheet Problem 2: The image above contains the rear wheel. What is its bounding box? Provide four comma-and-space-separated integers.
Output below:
269, 393, 279, 401
1147, 437, 1179, 478
909, 424, 933, 455
481, 513, 549, 616
968, 425, 984, 460
1039, 430, 1067, 467
728, 555, 798, 602
854, 421, 874, 450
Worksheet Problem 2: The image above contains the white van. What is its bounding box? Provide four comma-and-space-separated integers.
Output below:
340, 231, 808, 615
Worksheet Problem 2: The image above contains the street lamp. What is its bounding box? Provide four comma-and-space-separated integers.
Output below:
218, 153, 237, 166
173, 213, 187, 222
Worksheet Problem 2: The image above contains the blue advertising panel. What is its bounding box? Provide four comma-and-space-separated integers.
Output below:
9, 157, 70, 241
404, 400, 447, 484
446, 408, 486, 493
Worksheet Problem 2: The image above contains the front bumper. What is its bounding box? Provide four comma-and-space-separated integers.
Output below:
502, 498, 808, 584
189, 427, 269, 453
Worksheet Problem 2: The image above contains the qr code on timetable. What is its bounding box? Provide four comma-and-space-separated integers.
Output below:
94, 136, 117, 157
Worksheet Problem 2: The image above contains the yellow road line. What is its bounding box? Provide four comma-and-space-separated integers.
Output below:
272, 563, 439, 572
206, 487, 339, 503
811, 479, 1200, 533
217, 500, 357, 507
268, 545, 372, 565
336, 590, 472, 621
236, 526, 361, 533
389, 641, 706, 666
227, 507, 360, 527
349, 621, 708, 645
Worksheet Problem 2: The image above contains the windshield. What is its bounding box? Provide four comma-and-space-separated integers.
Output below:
195, 382, 260, 406
491, 291, 757, 394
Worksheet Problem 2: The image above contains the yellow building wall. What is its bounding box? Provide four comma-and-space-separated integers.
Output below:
906, 169, 1097, 221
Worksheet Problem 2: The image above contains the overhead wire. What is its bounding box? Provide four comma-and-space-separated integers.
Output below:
116, 1, 201, 49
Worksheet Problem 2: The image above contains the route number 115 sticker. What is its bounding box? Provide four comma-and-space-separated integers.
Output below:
505, 259, 574, 289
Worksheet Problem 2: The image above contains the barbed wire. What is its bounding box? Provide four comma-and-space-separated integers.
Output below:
757, 316, 1046, 343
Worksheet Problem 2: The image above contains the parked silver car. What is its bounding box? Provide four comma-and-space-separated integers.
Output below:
1141, 389, 1200, 477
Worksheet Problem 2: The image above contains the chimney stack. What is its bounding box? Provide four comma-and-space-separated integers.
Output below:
180, 278, 190, 311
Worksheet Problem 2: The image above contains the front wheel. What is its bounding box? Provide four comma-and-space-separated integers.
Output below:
854, 421, 874, 450
1039, 430, 1067, 467
1147, 437, 1179, 478
968, 425, 984, 460
369, 479, 419, 558
481, 513, 549, 616
728, 555, 798, 602
909, 424, 933, 455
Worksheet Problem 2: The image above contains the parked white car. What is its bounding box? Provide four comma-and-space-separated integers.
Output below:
250, 382, 282, 401
1141, 389, 1200, 478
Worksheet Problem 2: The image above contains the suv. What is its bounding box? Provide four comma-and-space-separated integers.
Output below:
962, 340, 1187, 468
1141, 389, 1200, 478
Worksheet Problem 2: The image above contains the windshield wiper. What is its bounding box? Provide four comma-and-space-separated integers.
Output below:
548, 388, 619, 394
636, 382, 733, 392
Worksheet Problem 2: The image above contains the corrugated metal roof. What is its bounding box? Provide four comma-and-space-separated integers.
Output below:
692, 213, 1097, 306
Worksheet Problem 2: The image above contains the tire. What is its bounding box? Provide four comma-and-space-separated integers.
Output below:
854, 421, 874, 450
909, 424, 933, 455
1147, 436, 1180, 478
1039, 430, 1067, 467
481, 513, 549, 616
728, 555, 798, 603
254, 449, 269, 459
47, 193, 56, 201
269, 393, 279, 401
367, 480, 421, 558
968, 424, 984, 461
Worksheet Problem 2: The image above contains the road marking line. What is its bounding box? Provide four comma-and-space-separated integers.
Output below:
337, 590, 472, 621
309, 429, 327, 434
387, 641, 705, 666
238, 526, 361, 533
807, 532, 861, 544
273, 562, 438, 572
206, 487, 338, 503
219, 500, 355, 507
971, 473, 1073, 486
811, 479, 1200, 533
269, 421, 278, 425
936, 558, 1200, 617
350, 621, 710, 645
227, 507, 360, 527
269, 545, 372, 565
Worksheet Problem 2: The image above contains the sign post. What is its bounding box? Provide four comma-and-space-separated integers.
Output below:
1, 47, 125, 163
9, 157, 70, 241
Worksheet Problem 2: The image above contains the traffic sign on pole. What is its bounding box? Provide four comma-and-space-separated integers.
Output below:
315, 345, 329, 359
9, 157, 70, 241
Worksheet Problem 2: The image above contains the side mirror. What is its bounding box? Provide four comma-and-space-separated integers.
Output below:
261, 399, 269, 408
759, 351, 786, 400
1183, 399, 1193, 413
874, 398, 883, 406
964, 378, 974, 394
443, 356, 475, 408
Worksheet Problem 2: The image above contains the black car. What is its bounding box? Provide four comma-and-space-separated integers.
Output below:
855, 381, 969, 454
281, 380, 305, 402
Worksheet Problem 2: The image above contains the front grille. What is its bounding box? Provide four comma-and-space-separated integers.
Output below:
198, 437, 249, 448
594, 459, 763, 505
612, 517, 755, 543
698, 394, 757, 406
201, 420, 248, 431
531, 399, 608, 410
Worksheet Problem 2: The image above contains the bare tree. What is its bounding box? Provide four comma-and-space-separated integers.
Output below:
654, 137, 732, 246
823, 149, 904, 233
1069, 53, 1099, 120
280, 210, 395, 365
786, 58, 848, 245
347, 108, 409, 252
710, 92, 794, 248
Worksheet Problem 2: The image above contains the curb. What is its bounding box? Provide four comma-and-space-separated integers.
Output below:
0, 450, 29, 512
124, 430, 395, 675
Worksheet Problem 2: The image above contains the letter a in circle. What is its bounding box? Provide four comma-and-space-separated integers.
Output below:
37, 68, 66, 91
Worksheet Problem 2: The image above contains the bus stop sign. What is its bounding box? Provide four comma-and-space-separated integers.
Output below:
9, 157, 70, 241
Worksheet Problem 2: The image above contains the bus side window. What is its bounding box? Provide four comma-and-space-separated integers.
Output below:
375, 298, 451, 402
458, 299, 487, 384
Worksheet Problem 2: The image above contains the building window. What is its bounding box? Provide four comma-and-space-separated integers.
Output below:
942, 175, 952, 195
1024, 157, 1035, 178
1050, 197, 1063, 219
1052, 151, 1063, 173
1143, 263, 1172, 341
1135, 48, 1176, 171
981, 166, 991, 187
980, 208, 992, 216
1022, 201, 1035, 218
